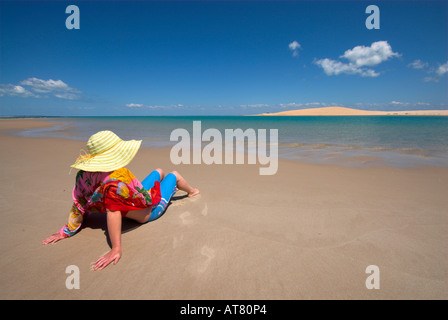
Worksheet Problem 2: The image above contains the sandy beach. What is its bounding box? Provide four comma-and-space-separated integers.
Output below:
258, 106, 448, 116
0, 119, 447, 300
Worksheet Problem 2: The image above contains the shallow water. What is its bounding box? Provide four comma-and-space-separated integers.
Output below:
12, 115, 448, 167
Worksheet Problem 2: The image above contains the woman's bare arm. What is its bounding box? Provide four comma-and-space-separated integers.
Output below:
93, 209, 122, 270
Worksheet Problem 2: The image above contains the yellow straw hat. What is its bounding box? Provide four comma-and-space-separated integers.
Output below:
71, 130, 142, 172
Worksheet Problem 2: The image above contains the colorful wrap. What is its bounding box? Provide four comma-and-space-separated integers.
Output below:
60, 168, 161, 237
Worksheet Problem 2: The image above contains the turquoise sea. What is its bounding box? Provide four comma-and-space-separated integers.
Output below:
12, 116, 448, 167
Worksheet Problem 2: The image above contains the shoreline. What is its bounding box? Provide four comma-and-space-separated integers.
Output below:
2, 117, 447, 170
0, 118, 62, 130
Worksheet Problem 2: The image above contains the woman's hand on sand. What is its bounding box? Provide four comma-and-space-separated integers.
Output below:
93, 248, 121, 271
42, 232, 65, 245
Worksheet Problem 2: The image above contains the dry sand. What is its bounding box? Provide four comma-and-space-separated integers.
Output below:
0, 119, 447, 299
259, 106, 448, 116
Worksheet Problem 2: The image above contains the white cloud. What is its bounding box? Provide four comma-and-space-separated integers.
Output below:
288, 41, 301, 51
390, 101, 409, 106
242, 101, 332, 110
126, 103, 144, 108
125, 103, 186, 110
314, 58, 380, 77
341, 41, 400, 67
288, 41, 301, 57
436, 61, 448, 76
0, 84, 38, 98
21, 78, 69, 93
239, 103, 270, 108
408, 59, 429, 70
408, 59, 447, 82
421, 60, 448, 82
356, 101, 439, 109
423, 76, 437, 83
0, 77, 81, 100
53, 93, 80, 100
314, 41, 399, 77
20, 77, 81, 99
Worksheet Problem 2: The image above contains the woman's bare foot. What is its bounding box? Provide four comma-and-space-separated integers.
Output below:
170, 171, 200, 198
188, 188, 200, 197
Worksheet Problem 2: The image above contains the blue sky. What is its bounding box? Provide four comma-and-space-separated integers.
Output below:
0, 0, 447, 116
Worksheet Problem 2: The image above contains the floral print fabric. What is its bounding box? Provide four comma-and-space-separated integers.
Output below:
60, 168, 161, 237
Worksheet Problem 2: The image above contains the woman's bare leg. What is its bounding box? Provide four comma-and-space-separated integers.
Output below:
126, 169, 199, 223
126, 168, 164, 223
170, 170, 200, 197
154, 168, 165, 180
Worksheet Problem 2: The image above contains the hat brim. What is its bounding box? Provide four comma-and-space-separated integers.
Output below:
71, 139, 142, 172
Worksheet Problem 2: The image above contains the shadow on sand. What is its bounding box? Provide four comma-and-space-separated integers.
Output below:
81, 194, 188, 248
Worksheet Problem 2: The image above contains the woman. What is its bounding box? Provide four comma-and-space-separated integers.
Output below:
42, 130, 199, 270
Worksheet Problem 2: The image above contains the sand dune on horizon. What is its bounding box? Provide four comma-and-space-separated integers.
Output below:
258, 106, 448, 116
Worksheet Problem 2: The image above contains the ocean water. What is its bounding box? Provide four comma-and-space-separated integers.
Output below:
13, 116, 448, 167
